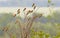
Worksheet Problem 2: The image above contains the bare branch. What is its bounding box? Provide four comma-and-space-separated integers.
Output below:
27, 14, 42, 30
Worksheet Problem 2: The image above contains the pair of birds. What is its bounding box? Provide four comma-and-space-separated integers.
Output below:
27, 3, 36, 14
13, 9, 20, 17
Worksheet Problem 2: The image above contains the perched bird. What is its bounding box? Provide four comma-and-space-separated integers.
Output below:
33, 15, 38, 19
13, 14, 16, 17
15, 19, 19, 24
28, 17, 31, 21
17, 9, 20, 14
33, 14, 42, 19
39, 14, 42, 18
33, 6, 36, 10
23, 8, 26, 11
32, 3, 35, 7
2, 26, 9, 32
26, 10, 33, 15
28, 10, 33, 13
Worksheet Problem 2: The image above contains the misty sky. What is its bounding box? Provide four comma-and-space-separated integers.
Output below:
0, 0, 60, 7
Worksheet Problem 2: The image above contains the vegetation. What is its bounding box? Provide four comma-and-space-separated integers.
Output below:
0, 11, 60, 38
0, 0, 60, 38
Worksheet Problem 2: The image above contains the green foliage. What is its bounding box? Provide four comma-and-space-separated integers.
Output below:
31, 30, 50, 38
45, 33, 50, 38
38, 31, 44, 37
48, 0, 55, 7
30, 29, 60, 38
48, 0, 51, 3
12, 34, 16, 38
0, 8, 60, 38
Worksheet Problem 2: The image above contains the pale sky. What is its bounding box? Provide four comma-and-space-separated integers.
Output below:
0, 0, 60, 7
